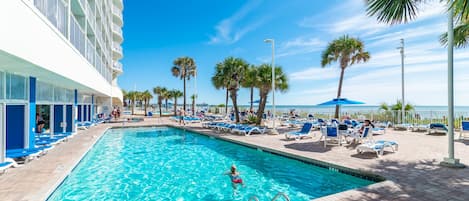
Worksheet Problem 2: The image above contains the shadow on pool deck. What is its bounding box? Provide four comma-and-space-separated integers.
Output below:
317, 159, 469, 201
284, 142, 332, 153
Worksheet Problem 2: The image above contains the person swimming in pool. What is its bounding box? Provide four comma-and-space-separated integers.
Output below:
225, 165, 245, 190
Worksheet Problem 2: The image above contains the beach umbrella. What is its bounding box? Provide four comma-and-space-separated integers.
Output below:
249, 99, 269, 104
317, 98, 364, 119
317, 98, 364, 106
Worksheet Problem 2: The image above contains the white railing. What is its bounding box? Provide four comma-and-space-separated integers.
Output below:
112, 4, 123, 20
70, 15, 86, 56
112, 24, 123, 37
33, 0, 68, 37
86, 2, 96, 32
113, 45, 122, 55
85, 38, 95, 67
113, 62, 123, 71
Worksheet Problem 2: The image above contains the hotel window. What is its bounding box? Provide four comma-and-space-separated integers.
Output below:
6, 73, 26, 100
65, 89, 74, 104
54, 87, 66, 103
36, 81, 54, 102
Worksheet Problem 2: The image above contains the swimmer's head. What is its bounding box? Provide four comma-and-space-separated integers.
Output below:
231, 165, 237, 173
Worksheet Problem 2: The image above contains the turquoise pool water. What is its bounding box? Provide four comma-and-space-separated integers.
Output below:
48, 127, 374, 201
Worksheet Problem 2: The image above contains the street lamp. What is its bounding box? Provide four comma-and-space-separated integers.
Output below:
264, 39, 278, 134
441, 0, 464, 168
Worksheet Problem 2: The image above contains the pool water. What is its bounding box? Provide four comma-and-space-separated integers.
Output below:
48, 127, 374, 201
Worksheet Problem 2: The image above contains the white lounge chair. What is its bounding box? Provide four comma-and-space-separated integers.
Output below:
356, 140, 399, 157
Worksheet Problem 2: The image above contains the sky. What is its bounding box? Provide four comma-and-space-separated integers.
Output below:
119, 0, 469, 106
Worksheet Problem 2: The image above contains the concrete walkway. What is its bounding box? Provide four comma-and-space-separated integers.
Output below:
0, 117, 468, 201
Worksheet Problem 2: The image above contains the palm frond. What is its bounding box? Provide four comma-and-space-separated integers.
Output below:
366, 0, 423, 24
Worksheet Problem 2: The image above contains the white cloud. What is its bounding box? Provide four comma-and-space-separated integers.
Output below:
289, 66, 339, 81
208, 0, 265, 44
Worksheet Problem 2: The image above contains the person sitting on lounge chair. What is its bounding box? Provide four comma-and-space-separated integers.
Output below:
359, 120, 374, 134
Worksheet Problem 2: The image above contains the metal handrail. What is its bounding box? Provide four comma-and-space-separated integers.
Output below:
271, 192, 290, 201
248, 196, 260, 201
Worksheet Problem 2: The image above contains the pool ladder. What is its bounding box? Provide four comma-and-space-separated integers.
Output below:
248, 192, 290, 201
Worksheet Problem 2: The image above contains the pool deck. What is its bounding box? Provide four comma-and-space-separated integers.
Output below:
1, 117, 468, 201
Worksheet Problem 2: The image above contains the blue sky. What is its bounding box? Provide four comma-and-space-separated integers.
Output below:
119, 0, 469, 106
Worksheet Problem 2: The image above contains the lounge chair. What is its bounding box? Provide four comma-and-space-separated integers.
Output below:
6, 148, 42, 162
235, 126, 267, 136
428, 123, 448, 135
285, 122, 313, 140
459, 121, 469, 140
349, 126, 372, 144
411, 124, 429, 132
0, 161, 14, 174
321, 126, 342, 147
394, 123, 412, 131
356, 140, 399, 157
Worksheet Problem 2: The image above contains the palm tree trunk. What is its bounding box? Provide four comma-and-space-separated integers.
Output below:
183, 77, 186, 111
230, 90, 240, 123
144, 99, 148, 116
192, 99, 195, 115
165, 99, 168, 111
335, 68, 346, 118
173, 98, 177, 116
158, 99, 162, 117
250, 87, 254, 112
131, 100, 135, 115
225, 89, 229, 114
256, 91, 268, 125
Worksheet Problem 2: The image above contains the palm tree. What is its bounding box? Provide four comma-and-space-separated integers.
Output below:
169, 89, 183, 116
241, 65, 258, 112
126, 91, 138, 115
122, 89, 127, 107
141, 90, 153, 116
153, 86, 168, 117
190, 94, 197, 115
366, 0, 469, 47
211, 62, 230, 114
440, 21, 469, 48
212, 57, 249, 123
171, 57, 197, 112
321, 35, 370, 118
253, 64, 289, 125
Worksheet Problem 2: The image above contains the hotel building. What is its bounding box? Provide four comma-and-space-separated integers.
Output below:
0, 0, 124, 162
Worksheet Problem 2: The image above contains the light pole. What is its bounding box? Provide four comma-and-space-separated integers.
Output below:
441, 0, 464, 168
397, 39, 405, 124
264, 39, 278, 134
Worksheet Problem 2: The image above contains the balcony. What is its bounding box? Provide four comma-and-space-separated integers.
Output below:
113, 0, 124, 10
112, 24, 123, 42
112, 45, 123, 59
112, 62, 123, 73
112, 4, 123, 26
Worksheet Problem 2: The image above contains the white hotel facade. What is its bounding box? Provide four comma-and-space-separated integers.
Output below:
0, 0, 124, 162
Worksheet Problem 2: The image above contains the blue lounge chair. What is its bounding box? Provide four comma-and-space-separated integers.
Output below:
428, 123, 448, 135
460, 121, 469, 140
350, 126, 372, 144
6, 148, 42, 161
285, 123, 313, 140
321, 126, 342, 147
0, 161, 14, 174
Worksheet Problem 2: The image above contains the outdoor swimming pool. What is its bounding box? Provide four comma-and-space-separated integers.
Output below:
48, 127, 375, 201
